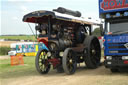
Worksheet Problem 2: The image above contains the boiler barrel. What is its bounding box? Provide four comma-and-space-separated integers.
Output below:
53, 7, 81, 17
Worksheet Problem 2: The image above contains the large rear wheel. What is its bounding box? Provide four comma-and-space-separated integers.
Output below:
63, 48, 77, 75
35, 49, 51, 74
84, 36, 101, 69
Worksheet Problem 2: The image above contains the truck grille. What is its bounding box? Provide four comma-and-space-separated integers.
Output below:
107, 42, 128, 54
108, 43, 127, 49
104, 34, 128, 56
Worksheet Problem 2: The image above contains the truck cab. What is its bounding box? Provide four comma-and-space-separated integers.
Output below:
99, 0, 128, 72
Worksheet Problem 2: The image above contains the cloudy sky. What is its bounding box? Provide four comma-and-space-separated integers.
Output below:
1, 0, 100, 35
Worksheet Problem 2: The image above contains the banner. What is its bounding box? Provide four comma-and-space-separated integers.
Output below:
99, 0, 128, 14
16, 43, 48, 53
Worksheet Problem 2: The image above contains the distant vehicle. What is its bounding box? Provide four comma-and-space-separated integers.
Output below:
99, 0, 128, 72
8, 42, 48, 56
8, 42, 36, 56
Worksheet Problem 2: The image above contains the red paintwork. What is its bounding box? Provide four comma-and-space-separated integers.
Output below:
37, 37, 48, 47
37, 37, 60, 67
48, 58, 60, 68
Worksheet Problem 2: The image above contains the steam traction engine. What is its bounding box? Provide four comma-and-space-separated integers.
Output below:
23, 7, 102, 74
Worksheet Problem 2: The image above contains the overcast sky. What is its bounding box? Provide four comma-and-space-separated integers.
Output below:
1, 0, 100, 35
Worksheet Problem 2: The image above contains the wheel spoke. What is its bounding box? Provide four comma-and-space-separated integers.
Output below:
63, 48, 76, 74
67, 50, 75, 73
69, 64, 73, 72
89, 41, 100, 65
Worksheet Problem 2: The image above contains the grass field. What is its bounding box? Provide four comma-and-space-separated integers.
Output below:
0, 35, 36, 41
0, 56, 36, 79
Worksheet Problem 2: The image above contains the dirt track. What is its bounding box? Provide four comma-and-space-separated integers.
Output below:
0, 56, 10, 60
0, 41, 19, 47
0, 41, 26, 47
1, 65, 128, 85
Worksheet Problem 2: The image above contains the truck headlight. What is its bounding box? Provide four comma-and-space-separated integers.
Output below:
106, 56, 112, 60
122, 56, 128, 60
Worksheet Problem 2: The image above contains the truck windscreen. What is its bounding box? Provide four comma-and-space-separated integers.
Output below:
110, 22, 128, 32
106, 19, 128, 34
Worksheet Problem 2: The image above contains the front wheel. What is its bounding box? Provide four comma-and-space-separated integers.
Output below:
35, 49, 51, 74
63, 48, 77, 75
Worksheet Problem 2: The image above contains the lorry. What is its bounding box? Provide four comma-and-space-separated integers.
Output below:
23, 7, 103, 75
99, 0, 128, 72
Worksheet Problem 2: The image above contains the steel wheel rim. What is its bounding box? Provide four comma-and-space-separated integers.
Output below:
66, 50, 75, 72
38, 51, 49, 72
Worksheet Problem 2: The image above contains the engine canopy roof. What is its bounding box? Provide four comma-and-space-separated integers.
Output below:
23, 10, 101, 25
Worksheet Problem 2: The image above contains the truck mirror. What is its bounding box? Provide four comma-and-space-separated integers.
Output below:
100, 24, 104, 36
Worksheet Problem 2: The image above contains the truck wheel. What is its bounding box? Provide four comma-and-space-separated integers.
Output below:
63, 48, 77, 75
35, 49, 50, 74
84, 36, 101, 69
110, 69, 118, 73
